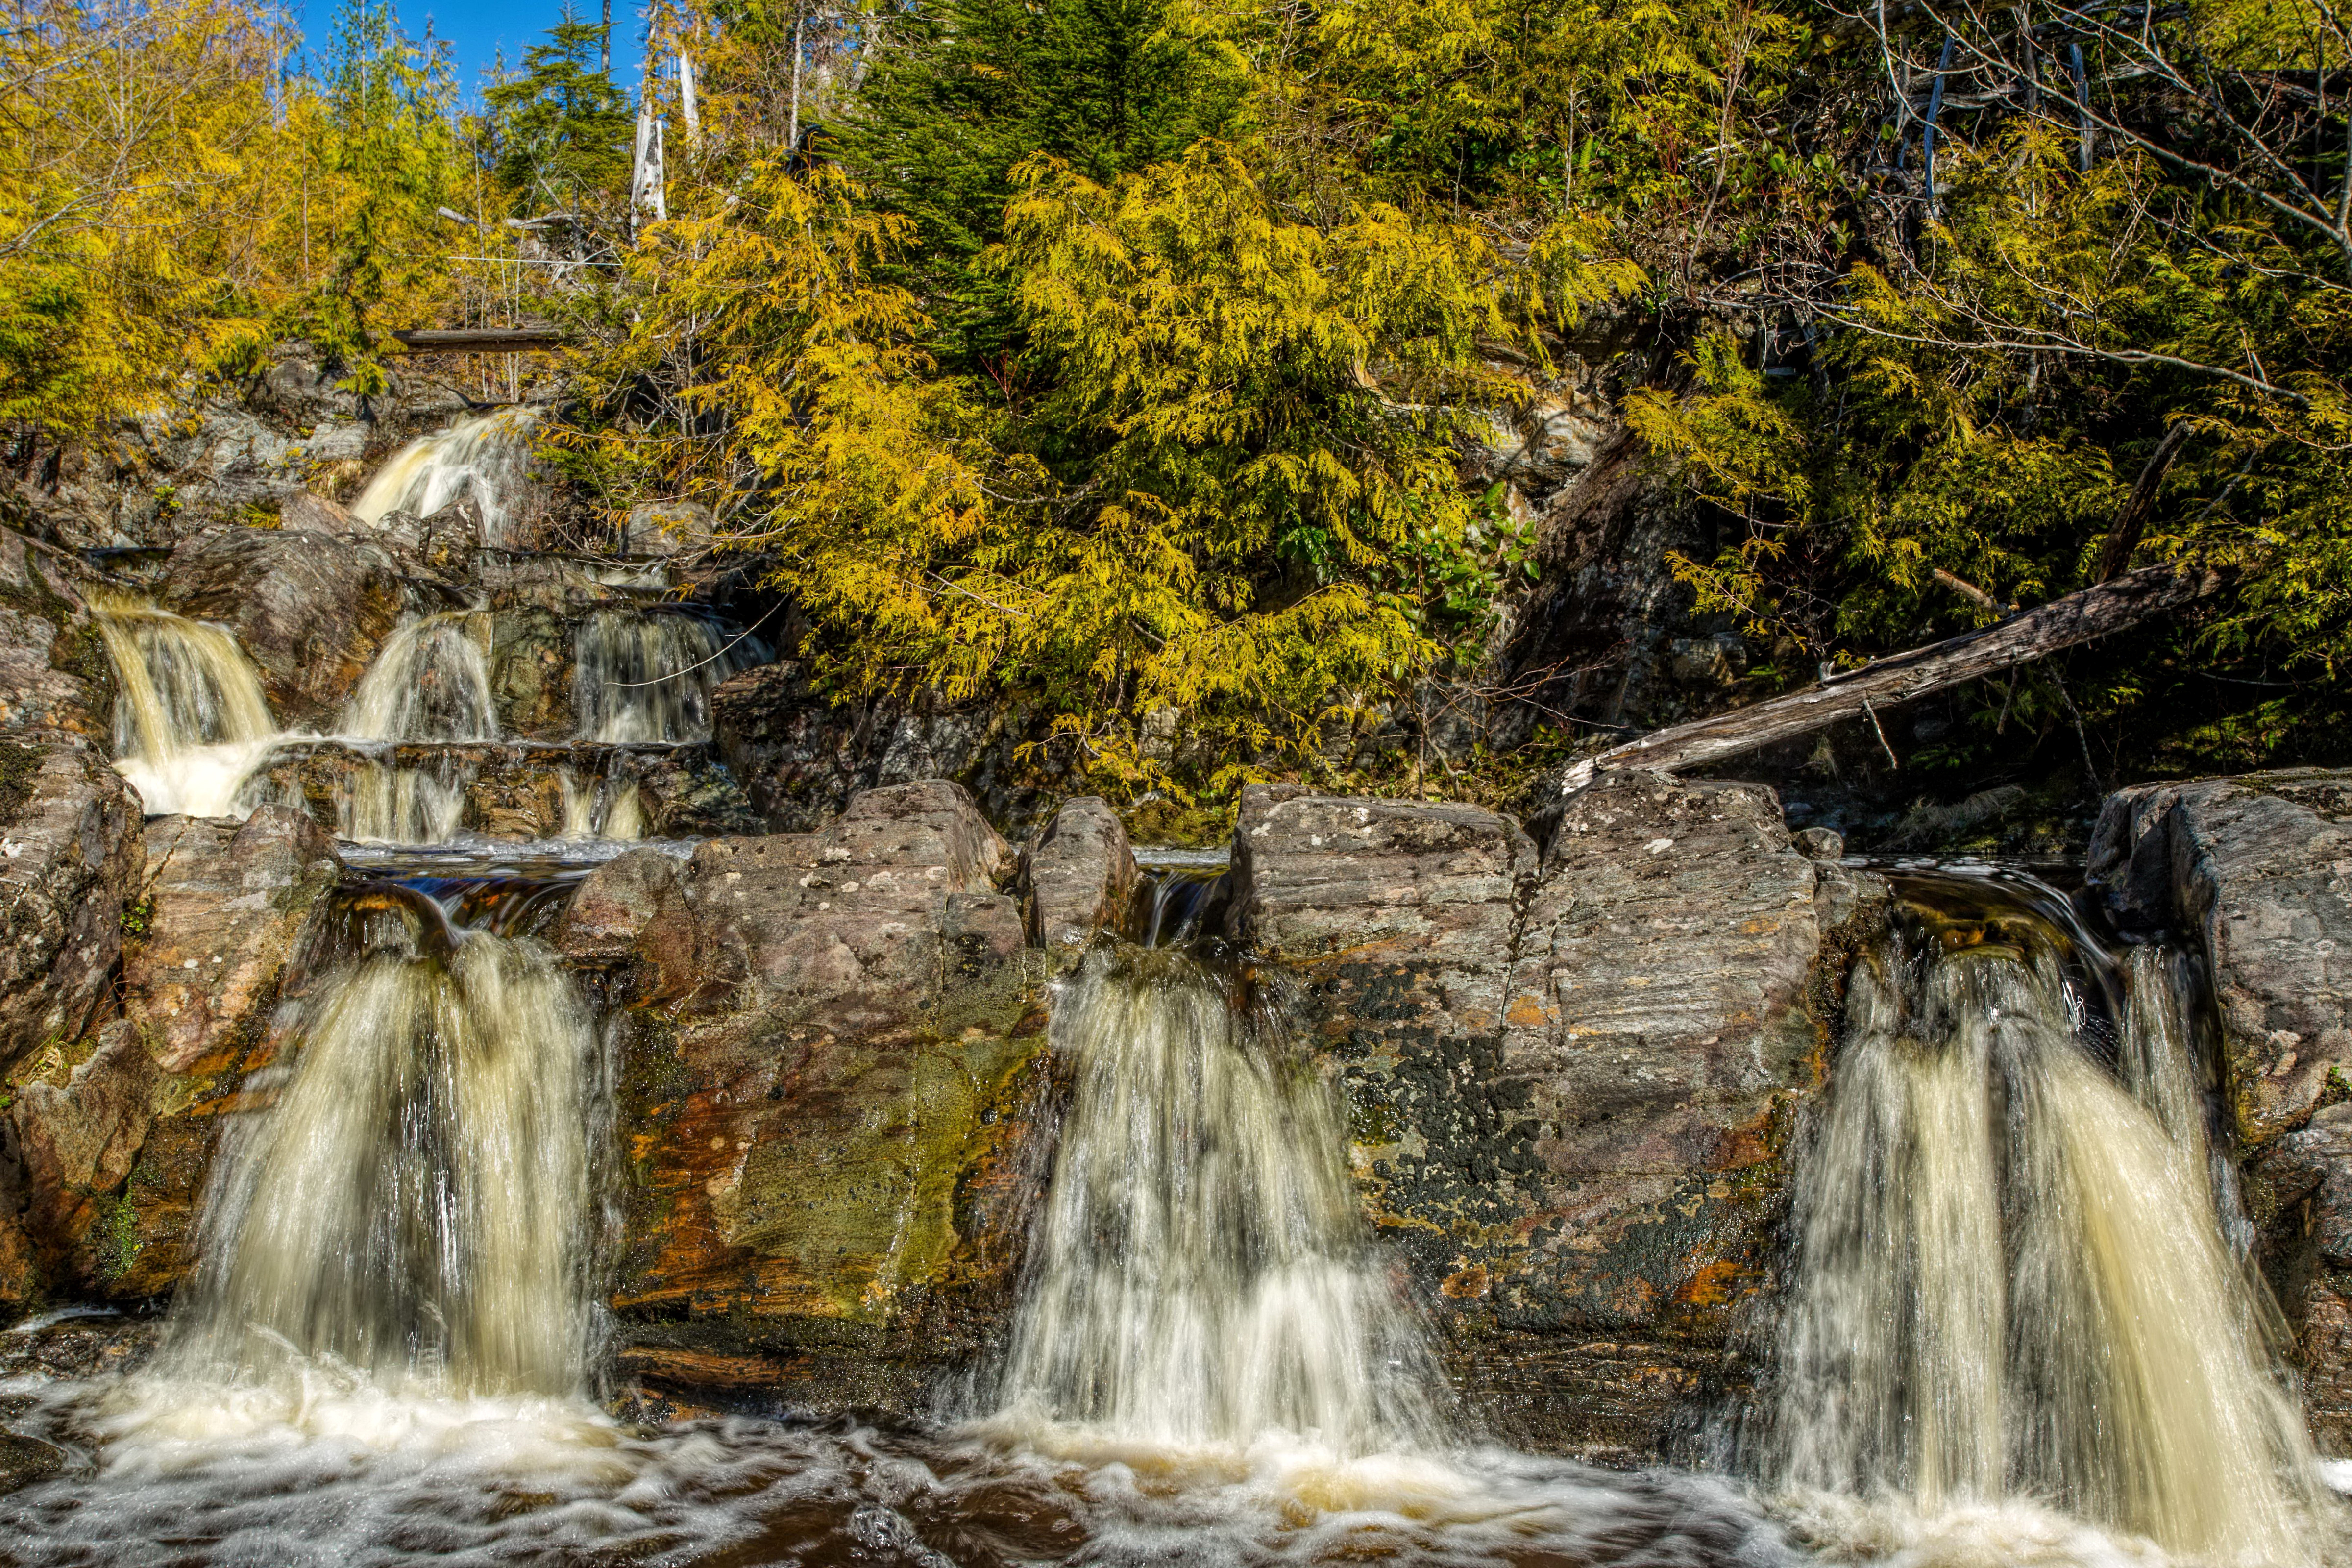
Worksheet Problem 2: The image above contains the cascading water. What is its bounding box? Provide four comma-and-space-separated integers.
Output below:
339, 760, 470, 845
993, 943, 1446, 1454
1765, 881, 2322, 1564
339, 613, 499, 743
558, 764, 642, 840
92, 596, 282, 817
572, 610, 730, 744
157, 890, 601, 1396
352, 407, 537, 547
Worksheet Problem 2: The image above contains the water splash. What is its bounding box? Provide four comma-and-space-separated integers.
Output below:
1766, 905, 2322, 1565
571, 610, 733, 744
156, 925, 602, 1396
992, 945, 1446, 1455
352, 408, 537, 547
339, 614, 499, 743
92, 596, 281, 817
557, 764, 642, 841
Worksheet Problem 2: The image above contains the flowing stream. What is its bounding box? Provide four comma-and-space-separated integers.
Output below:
1763, 874, 2323, 1566
571, 609, 733, 744
352, 408, 538, 546
92, 596, 282, 817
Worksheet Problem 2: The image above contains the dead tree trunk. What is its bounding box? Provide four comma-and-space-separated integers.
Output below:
1552, 563, 2226, 794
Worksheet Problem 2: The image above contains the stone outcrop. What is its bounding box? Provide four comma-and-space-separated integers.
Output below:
553, 848, 700, 1003
711, 661, 1055, 835
121, 808, 343, 1073
2091, 768, 2352, 1451
8, 1023, 159, 1290
606, 781, 1054, 1414
1022, 796, 1136, 960
0, 734, 144, 1078
158, 523, 412, 727
1229, 772, 1838, 1457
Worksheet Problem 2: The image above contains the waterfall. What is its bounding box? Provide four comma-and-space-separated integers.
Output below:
339, 761, 469, 845
1767, 907, 2320, 1564
155, 889, 602, 1396
92, 596, 281, 818
994, 945, 1445, 1453
352, 408, 537, 547
558, 765, 642, 840
571, 611, 729, 744
339, 614, 498, 742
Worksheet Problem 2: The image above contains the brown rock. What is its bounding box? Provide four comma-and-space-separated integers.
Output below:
0, 527, 114, 742
610, 781, 1049, 1411
553, 848, 698, 1001
122, 806, 343, 1072
157, 522, 411, 727
10, 1022, 160, 1286
0, 733, 144, 1077
1023, 796, 1136, 961
1228, 772, 1830, 1456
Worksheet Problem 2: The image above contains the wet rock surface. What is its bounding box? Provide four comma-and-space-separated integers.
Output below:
9, 1024, 159, 1290
1229, 773, 1833, 1458
157, 523, 412, 727
122, 808, 343, 1073
0, 734, 144, 1079
605, 781, 1054, 1417
1022, 796, 1136, 960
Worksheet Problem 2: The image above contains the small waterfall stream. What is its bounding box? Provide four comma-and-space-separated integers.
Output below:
352, 408, 537, 546
1765, 876, 2321, 1564
92, 596, 282, 817
572, 610, 731, 744
339, 614, 499, 743
994, 943, 1446, 1453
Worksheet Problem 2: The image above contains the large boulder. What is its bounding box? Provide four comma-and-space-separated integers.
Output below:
157, 522, 412, 727
0, 528, 114, 743
8, 1022, 159, 1290
0, 733, 144, 1078
1023, 796, 1137, 961
121, 807, 343, 1073
1229, 773, 1838, 1458
2091, 769, 2352, 1450
605, 781, 1053, 1414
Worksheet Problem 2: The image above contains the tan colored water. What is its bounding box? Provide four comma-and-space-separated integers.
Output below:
1769, 915, 2323, 1565
92, 595, 281, 817
352, 407, 538, 547
340, 613, 500, 743
572, 610, 726, 744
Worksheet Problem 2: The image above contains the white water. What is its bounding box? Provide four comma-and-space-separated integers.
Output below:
992, 945, 1446, 1454
339, 614, 499, 743
1768, 927, 2323, 1565
352, 408, 538, 547
572, 611, 728, 744
558, 764, 642, 840
92, 596, 282, 818
339, 761, 469, 845
158, 929, 602, 1394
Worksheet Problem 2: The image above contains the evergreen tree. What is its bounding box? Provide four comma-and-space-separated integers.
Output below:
841, 0, 1248, 376
484, 8, 632, 216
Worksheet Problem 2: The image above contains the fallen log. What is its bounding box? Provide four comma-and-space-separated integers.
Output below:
1553, 563, 2227, 793
390, 327, 573, 354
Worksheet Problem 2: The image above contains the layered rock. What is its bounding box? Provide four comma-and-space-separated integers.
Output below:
2091, 768, 2352, 1449
8, 1023, 159, 1291
1022, 796, 1136, 960
1229, 772, 1840, 1457
598, 781, 1054, 1414
157, 523, 412, 727
0, 735, 144, 1078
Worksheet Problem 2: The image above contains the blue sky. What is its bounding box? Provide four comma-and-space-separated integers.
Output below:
300, 1, 651, 104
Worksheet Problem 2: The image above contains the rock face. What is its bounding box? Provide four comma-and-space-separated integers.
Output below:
1229, 773, 1835, 1457
1022, 797, 1136, 960
0, 734, 144, 1078
8, 1023, 159, 1290
2091, 769, 2352, 1450
122, 808, 343, 1073
157, 523, 412, 727
605, 781, 1054, 1414
711, 662, 1054, 835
